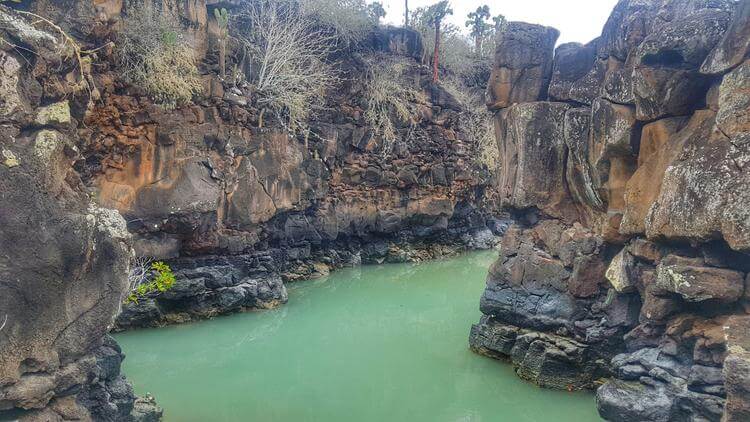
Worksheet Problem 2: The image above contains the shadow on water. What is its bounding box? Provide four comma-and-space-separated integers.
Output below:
116, 251, 603, 422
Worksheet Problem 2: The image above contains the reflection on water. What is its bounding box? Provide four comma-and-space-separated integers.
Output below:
116, 251, 602, 422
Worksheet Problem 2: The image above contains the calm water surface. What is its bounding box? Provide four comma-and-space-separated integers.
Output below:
116, 251, 602, 422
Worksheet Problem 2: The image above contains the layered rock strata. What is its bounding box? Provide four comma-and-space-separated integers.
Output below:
0, 6, 160, 420
471, 1, 750, 421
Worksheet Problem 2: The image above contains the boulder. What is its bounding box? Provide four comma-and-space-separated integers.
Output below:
486, 22, 559, 110
548, 42, 598, 104
371, 26, 424, 61
632, 10, 731, 120
605, 248, 637, 292
716, 59, 750, 137
655, 256, 745, 302
701, 0, 750, 75
495, 102, 571, 216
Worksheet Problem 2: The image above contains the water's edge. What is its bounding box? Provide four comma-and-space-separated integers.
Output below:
116, 251, 602, 422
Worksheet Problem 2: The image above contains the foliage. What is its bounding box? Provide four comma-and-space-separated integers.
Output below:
298, 0, 374, 46
465, 5, 490, 54
125, 260, 176, 304
423, 0, 453, 27
116, 2, 202, 109
363, 56, 425, 154
367, 1, 386, 23
233, 0, 340, 133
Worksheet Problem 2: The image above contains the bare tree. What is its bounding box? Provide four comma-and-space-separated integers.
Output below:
128, 256, 153, 293
234, 1, 340, 132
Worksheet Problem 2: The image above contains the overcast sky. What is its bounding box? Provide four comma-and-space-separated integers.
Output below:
378, 0, 620, 45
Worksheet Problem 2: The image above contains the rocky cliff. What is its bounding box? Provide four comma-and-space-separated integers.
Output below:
67, 1, 501, 329
1, 0, 502, 320
0, 6, 161, 421
470, 0, 750, 421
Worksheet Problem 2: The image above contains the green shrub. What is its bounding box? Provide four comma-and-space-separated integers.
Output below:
125, 260, 176, 304
116, 2, 202, 109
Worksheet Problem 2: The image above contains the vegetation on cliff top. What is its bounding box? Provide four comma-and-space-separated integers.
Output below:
117, 1, 203, 109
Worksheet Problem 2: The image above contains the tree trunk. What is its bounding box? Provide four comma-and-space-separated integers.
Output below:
404, 0, 409, 27
433, 20, 440, 82
475, 35, 482, 56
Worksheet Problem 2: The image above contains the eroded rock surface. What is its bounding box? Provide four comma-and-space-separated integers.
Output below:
12, 1, 505, 329
0, 5, 160, 420
472, 0, 750, 421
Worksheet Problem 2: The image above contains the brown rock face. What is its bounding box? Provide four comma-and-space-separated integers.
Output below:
486, 22, 559, 110
495, 102, 572, 218
474, 1, 750, 421
701, 0, 750, 75
0, 6, 157, 420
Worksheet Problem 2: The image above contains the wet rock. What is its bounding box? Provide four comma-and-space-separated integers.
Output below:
470, 317, 606, 390
486, 22, 559, 110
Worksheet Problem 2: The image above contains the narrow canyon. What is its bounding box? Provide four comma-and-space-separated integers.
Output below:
0, 0, 748, 421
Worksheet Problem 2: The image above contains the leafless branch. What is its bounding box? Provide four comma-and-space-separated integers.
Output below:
233, 1, 340, 133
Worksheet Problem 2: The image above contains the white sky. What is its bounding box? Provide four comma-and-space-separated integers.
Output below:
377, 0, 620, 45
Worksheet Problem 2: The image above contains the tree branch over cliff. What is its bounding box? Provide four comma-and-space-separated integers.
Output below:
232, 1, 340, 133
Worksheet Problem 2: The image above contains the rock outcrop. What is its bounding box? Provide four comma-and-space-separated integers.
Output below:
0, 1, 503, 330
0, 6, 160, 420
471, 1, 750, 421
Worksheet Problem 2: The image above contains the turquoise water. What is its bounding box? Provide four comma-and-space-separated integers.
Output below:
116, 251, 602, 422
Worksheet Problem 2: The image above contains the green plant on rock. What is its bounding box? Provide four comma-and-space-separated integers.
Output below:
125, 260, 176, 304
116, 2, 203, 109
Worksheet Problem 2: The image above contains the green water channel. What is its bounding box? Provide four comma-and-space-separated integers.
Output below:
116, 250, 602, 422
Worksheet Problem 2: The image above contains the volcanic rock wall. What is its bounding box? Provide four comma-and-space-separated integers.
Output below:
0, 6, 160, 421
6, 0, 502, 329
470, 0, 750, 421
